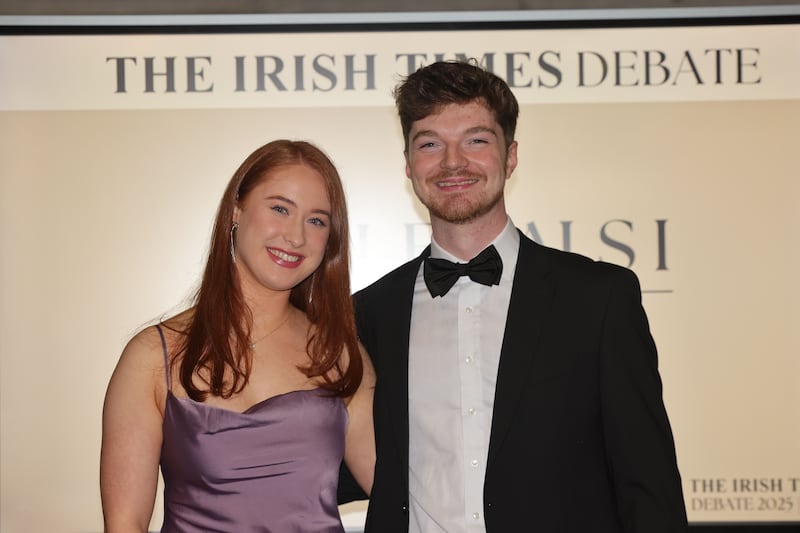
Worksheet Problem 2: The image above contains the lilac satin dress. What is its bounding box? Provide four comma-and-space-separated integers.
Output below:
155, 325, 347, 532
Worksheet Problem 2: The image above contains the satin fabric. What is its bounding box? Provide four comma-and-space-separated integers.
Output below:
156, 327, 347, 532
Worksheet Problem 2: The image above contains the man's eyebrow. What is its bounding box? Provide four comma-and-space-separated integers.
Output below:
464, 126, 498, 137
411, 126, 498, 143
410, 129, 438, 143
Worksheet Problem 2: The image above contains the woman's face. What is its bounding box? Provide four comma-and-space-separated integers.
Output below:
232, 163, 331, 297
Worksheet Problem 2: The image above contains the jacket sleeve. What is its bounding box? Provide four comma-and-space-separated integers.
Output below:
600, 267, 688, 532
337, 461, 368, 504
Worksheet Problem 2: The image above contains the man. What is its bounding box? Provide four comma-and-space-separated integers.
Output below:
342, 60, 688, 532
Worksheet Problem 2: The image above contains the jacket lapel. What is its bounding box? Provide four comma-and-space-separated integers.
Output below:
487, 234, 555, 468
378, 249, 429, 482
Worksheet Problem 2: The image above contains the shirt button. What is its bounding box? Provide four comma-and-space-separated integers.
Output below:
467, 407, 476, 415
471, 459, 479, 467
465, 356, 473, 364
465, 306, 473, 314
473, 512, 480, 520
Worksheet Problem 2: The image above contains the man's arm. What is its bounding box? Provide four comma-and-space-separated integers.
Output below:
338, 461, 369, 504
600, 267, 688, 532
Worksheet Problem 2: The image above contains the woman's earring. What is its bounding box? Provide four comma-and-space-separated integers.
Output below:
230, 222, 239, 264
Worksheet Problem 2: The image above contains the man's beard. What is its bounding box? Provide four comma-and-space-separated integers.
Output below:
421, 171, 504, 225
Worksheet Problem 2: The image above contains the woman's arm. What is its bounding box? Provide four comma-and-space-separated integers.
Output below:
344, 343, 376, 496
100, 327, 166, 533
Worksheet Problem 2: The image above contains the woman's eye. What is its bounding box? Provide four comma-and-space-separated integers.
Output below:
271, 205, 288, 215
309, 217, 328, 227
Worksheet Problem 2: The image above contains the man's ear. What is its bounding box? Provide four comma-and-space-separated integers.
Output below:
505, 141, 519, 178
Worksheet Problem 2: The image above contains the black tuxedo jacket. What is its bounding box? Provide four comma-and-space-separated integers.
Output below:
346, 231, 687, 532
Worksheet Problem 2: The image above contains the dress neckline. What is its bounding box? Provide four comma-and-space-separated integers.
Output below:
167, 388, 328, 416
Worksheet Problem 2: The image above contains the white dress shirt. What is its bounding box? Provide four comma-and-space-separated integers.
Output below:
408, 218, 520, 533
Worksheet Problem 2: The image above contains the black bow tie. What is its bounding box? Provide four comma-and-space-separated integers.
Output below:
423, 245, 503, 298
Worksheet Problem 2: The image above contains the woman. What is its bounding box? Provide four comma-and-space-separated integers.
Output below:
100, 140, 375, 532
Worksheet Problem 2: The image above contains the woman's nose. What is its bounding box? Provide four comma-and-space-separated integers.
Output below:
283, 218, 305, 247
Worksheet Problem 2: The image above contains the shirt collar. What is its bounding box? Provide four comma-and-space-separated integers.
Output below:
429, 217, 520, 281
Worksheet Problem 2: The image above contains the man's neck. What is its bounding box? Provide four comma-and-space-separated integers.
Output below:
430, 210, 509, 261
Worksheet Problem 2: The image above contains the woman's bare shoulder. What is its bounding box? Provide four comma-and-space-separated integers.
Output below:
117, 308, 190, 371
117, 325, 170, 375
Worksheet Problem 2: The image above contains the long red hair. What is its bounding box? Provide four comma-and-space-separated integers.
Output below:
174, 139, 362, 401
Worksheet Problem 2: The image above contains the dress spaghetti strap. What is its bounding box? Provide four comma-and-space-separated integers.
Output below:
154, 324, 171, 391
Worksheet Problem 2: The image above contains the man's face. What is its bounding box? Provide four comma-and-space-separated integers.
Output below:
404, 100, 517, 226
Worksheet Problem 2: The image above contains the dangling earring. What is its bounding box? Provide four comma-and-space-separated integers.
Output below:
307, 273, 315, 304
230, 222, 239, 264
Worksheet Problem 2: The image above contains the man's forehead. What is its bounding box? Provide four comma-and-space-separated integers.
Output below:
410, 103, 499, 135
424, 98, 490, 118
